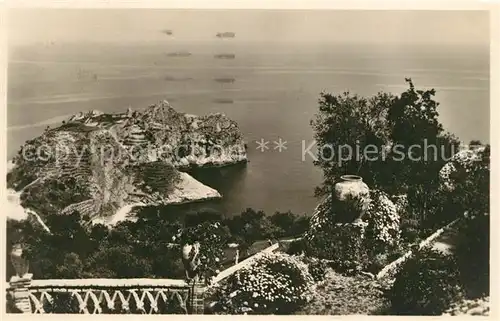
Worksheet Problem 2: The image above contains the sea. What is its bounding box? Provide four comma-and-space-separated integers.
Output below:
7, 42, 490, 218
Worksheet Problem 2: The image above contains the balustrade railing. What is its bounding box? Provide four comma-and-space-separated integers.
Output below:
6, 276, 203, 314
6, 240, 281, 314
6, 240, 206, 314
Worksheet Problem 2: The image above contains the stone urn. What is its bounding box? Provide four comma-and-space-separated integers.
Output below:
334, 175, 370, 221
181, 242, 201, 281
10, 244, 29, 277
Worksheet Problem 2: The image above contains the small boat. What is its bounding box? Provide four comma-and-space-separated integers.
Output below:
214, 77, 236, 83
216, 32, 235, 38
166, 51, 192, 57
214, 53, 236, 60
213, 98, 234, 104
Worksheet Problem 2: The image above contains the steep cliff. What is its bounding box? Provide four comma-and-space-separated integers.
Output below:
68, 100, 247, 168
7, 101, 247, 225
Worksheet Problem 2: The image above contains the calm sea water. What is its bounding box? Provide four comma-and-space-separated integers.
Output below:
7, 42, 490, 217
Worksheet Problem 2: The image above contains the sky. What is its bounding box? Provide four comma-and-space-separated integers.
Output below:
8, 9, 489, 46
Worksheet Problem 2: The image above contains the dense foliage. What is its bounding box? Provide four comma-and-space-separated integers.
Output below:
211, 253, 314, 314
387, 248, 464, 315
7, 212, 185, 279
301, 257, 329, 282
19, 176, 92, 217
311, 79, 459, 231
223, 208, 309, 251
304, 220, 367, 275
302, 192, 404, 275
177, 221, 229, 282
363, 190, 401, 256
444, 146, 490, 298
6, 207, 309, 281
309, 80, 489, 315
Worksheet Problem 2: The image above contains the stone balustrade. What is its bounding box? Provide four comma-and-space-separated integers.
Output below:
5, 241, 281, 314
6, 243, 205, 314
5, 276, 205, 314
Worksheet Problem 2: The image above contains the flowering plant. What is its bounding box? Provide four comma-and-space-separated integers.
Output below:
439, 147, 485, 192
364, 190, 400, 254
215, 253, 314, 314
301, 256, 329, 282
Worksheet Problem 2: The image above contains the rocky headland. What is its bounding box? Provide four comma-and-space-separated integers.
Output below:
7, 100, 247, 227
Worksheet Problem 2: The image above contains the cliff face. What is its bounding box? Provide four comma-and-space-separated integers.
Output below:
7, 101, 247, 224
68, 100, 247, 168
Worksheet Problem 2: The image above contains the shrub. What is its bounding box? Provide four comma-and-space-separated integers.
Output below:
387, 248, 464, 315
363, 253, 390, 275
444, 145, 490, 298
215, 253, 313, 314
454, 214, 489, 298
304, 221, 367, 276
269, 211, 310, 237
303, 257, 328, 282
363, 190, 400, 255
286, 239, 307, 255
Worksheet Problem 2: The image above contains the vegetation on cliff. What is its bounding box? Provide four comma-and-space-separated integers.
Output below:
6, 207, 309, 280
7, 101, 247, 222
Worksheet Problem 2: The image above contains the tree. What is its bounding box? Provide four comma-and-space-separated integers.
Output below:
311, 90, 392, 195
311, 79, 459, 229
445, 145, 490, 298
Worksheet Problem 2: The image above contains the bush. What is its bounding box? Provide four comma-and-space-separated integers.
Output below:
304, 221, 367, 276
443, 145, 490, 298
363, 190, 401, 256
363, 253, 390, 275
387, 248, 464, 315
286, 239, 307, 255
303, 257, 328, 282
214, 253, 314, 314
454, 214, 489, 298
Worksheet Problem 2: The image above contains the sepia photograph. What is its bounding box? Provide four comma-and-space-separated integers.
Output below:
3, 3, 493, 316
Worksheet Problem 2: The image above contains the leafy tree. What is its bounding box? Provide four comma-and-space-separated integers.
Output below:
311, 79, 459, 229
311, 90, 392, 195
7, 205, 310, 281
269, 211, 310, 238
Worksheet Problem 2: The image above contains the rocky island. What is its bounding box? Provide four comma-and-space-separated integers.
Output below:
7, 100, 247, 227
